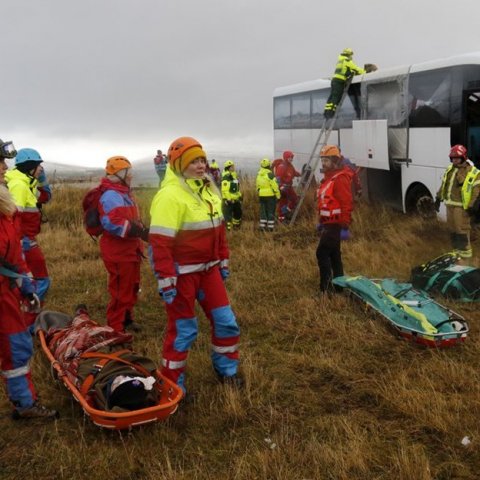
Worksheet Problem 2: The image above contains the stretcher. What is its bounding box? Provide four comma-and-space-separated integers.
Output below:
333, 276, 469, 348
36, 316, 183, 430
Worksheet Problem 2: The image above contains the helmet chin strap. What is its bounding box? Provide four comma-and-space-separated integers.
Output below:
114, 169, 129, 186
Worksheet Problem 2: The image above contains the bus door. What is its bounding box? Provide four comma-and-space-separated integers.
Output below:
465, 90, 480, 168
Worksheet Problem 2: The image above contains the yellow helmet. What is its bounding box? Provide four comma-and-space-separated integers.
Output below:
260, 158, 271, 168
224, 160, 234, 169
341, 48, 353, 57
320, 145, 341, 158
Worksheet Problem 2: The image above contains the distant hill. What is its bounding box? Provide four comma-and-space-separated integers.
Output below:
43, 153, 265, 187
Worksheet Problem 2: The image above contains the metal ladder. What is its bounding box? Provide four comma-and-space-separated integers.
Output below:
289, 78, 353, 225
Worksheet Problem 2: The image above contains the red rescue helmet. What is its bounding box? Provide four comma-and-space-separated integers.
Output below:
283, 150, 294, 161
449, 144, 468, 161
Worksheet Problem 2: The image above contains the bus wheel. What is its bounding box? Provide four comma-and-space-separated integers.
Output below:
406, 185, 435, 218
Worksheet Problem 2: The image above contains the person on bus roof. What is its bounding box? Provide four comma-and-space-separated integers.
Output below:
324, 48, 365, 119
435, 144, 480, 260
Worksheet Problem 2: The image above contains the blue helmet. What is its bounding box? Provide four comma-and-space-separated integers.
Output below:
15, 148, 43, 165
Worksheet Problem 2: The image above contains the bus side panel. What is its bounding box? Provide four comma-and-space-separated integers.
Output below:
408, 128, 451, 168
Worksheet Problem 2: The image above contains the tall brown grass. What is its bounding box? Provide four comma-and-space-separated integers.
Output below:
1, 182, 480, 480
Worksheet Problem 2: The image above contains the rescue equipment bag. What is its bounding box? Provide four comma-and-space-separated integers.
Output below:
410, 253, 480, 302
82, 185, 106, 238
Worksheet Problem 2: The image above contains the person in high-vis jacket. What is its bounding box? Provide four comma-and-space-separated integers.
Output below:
221, 160, 242, 230
435, 144, 480, 260
316, 145, 353, 293
324, 48, 365, 119
5, 148, 52, 325
98, 156, 148, 333
0, 140, 58, 420
149, 137, 242, 395
256, 158, 280, 231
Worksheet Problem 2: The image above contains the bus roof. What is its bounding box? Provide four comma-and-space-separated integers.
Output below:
273, 51, 480, 97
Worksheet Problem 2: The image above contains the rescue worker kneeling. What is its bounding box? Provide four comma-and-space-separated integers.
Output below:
316, 145, 353, 293
35, 307, 159, 411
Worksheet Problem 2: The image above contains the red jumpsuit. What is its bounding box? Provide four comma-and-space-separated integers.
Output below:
98, 178, 145, 332
274, 159, 300, 221
0, 189, 37, 409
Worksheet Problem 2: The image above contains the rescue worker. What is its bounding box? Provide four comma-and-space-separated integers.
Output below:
98, 156, 148, 333
149, 136, 241, 395
153, 150, 168, 188
0, 139, 58, 419
5, 148, 52, 325
256, 158, 280, 231
208, 158, 221, 187
435, 144, 480, 260
316, 145, 353, 293
221, 160, 242, 230
324, 48, 365, 119
274, 150, 300, 223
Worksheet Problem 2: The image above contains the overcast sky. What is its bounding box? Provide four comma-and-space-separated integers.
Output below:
1, 0, 479, 167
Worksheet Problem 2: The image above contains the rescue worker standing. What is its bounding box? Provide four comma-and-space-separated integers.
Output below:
435, 145, 480, 260
316, 145, 353, 292
256, 158, 280, 231
98, 157, 148, 333
221, 160, 242, 230
149, 137, 241, 394
0, 139, 58, 419
208, 159, 221, 187
153, 150, 168, 188
324, 48, 365, 119
5, 148, 52, 325
274, 150, 300, 223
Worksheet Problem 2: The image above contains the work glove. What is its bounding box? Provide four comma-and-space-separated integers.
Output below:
466, 207, 477, 217
434, 197, 441, 212
220, 267, 230, 282
19, 275, 36, 297
340, 228, 351, 241
25, 293, 41, 312
159, 286, 177, 304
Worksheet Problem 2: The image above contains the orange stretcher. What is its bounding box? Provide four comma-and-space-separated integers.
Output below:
38, 330, 183, 429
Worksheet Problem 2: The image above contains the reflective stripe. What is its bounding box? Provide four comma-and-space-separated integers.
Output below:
212, 344, 239, 354
162, 358, 186, 369
1, 363, 30, 379
17, 206, 39, 213
219, 259, 229, 268
177, 260, 220, 274
149, 225, 177, 237
320, 208, 341, 216
120, 220, 129, 238
182, 218, 222, 230
445, 200, 463, 207
158, 277, 177, 289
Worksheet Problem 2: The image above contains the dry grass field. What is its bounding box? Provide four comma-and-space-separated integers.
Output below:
1, 182, 480, 480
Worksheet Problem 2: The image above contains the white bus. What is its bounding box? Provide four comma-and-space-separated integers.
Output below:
273, 52, 480, 213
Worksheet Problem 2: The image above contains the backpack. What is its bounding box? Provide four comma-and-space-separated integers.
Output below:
82, 185, 106, 238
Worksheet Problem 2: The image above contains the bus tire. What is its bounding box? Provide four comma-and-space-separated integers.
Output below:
406, 184, 435, 218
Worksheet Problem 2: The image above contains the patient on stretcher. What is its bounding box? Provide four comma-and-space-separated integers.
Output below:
34, 306, 159, 412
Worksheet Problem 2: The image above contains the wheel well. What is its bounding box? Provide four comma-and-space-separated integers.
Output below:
405, 182, 432, 213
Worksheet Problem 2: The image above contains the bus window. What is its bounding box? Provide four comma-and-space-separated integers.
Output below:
408, 69, 451, 127
365, 79, 407, 127
336, 88, 358, 128
274, 97, 291, 129
291, 94, 311, 128
312, 91, 328, 128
